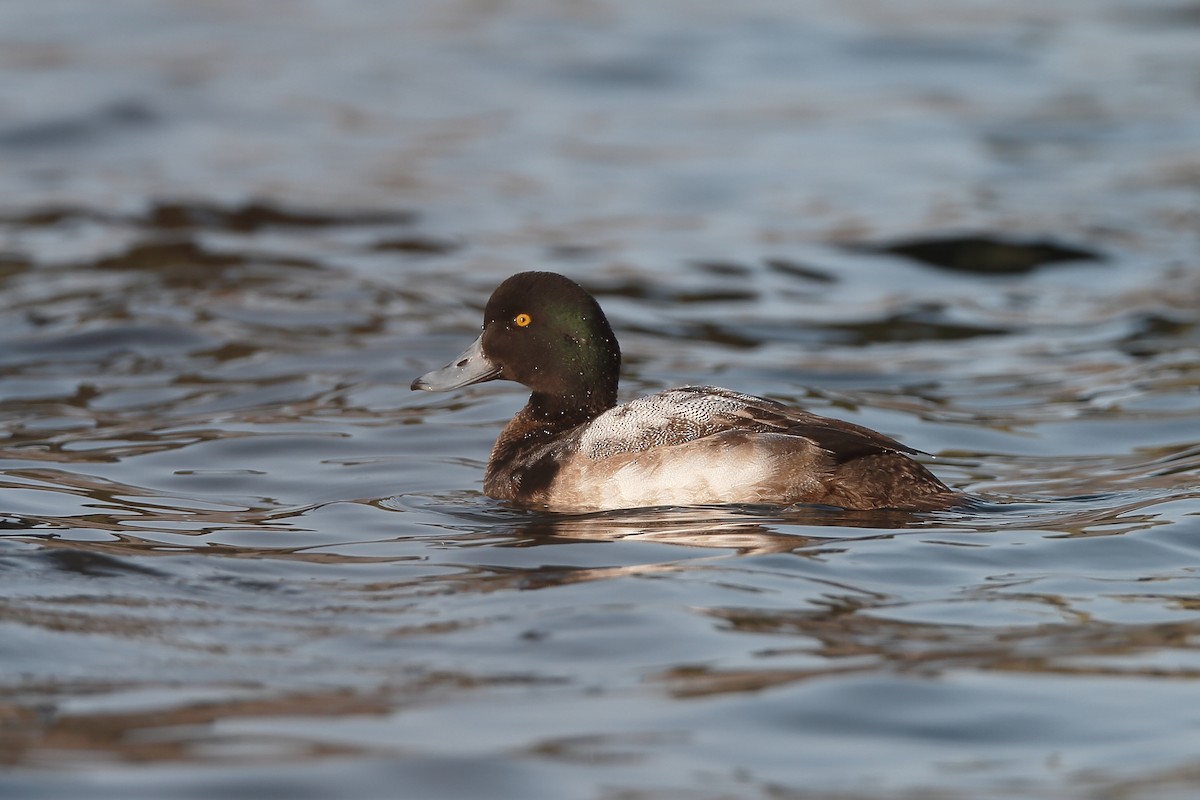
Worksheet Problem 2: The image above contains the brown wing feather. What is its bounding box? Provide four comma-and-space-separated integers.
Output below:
676, 386, 921, 464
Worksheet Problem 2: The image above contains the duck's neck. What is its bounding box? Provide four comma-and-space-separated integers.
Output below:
491, 388, 613, 460
523, 387, 615, 433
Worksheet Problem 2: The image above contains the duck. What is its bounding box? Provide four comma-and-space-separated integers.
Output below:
411, 271, 957, 512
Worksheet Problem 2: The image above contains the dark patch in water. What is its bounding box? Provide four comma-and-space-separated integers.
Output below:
1, 199, 416, 232
1120, 312, 1199, 358
585, 281, 668, 300
371, 236, 461, 255
827, 304, 1009, 344
1121, 3, 1200, 28
0, 515, 49, 531
692, 260, 753, 277
765, 258, 838, 284
586, 280, 756, 304
146, 200, 416, 232
0, 100, 157, 149
87, 239, 322, 288
545, 244, 604, 260
36, 548, 164, 578
683, 322, 761, 349
622, 321, 762, 349
94, 240, 242, 272
866, 235, 1103, 274
0, 206, 118, 226
0, 252, 31, 283
676, 289, 758, 304
194, 342, 261, 363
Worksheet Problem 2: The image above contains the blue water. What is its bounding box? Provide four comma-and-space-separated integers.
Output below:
2, 1, 1199, 798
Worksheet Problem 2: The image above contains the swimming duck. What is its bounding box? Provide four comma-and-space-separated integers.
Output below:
412, 271, 956, 512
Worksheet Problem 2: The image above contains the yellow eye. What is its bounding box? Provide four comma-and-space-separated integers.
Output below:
514, 313, 532, 327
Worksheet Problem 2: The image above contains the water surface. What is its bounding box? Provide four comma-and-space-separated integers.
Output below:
2, 1, 1200, 798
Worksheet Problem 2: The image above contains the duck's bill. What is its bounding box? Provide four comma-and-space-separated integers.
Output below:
411, 333, 501, 392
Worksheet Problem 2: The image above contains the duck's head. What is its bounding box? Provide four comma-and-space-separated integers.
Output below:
412, 271, 621, 414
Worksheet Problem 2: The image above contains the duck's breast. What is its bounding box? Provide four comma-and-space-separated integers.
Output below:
545, 429, 830, 511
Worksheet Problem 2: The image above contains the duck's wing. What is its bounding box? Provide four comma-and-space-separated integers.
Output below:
704, 387, 924, 462
579, 385, 922, 463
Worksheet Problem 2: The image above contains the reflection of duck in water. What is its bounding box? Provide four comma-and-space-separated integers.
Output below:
413, 271, 958, 513
498, 504, 942, 559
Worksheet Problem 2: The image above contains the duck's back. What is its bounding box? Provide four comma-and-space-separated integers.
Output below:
487, 386, 955, 512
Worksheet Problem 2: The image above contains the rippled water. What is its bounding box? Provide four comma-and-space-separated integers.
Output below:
2, 1, 1200, 798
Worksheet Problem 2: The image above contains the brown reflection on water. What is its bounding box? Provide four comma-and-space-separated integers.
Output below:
659, 607, 1200, 698
0, 199, 417, 233
1, 686, 392, 767
497, 504, 942, 553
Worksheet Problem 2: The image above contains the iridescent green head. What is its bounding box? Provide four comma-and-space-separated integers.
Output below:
412, 272, 621, 416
